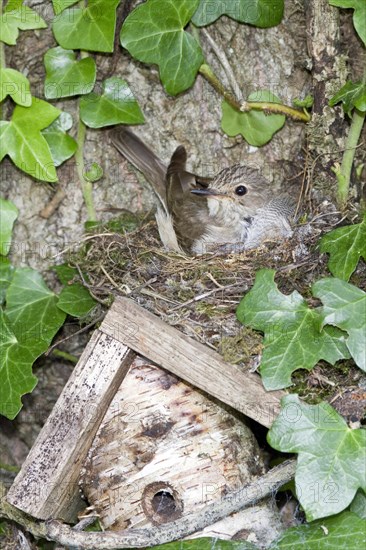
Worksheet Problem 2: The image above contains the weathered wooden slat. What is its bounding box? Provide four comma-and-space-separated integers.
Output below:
101, 297, 285, 428
6, 330, 135, 521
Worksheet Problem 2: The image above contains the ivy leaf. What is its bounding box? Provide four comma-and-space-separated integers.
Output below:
42, 112, 77, 167
0, 68, 31, 106
268, 395, 366, 520
0, 309, 38, 419
319, 216, 366, 281
221, 92, 285, 147
270, 511, 366, 549
84, 162, 103, 182
57, 283, 97, 318
329, 80, 366, 116
4, 1, 24, 10
0, 197, 18, 256
120, 0, 204, 96
0, 258, 14, 305
329, 1, 366, 46
1, 268, 66, 419
293, 94, 314, 108
0, 5, 47, 45
80, 77, 144, 128
153, 539, 257, 550
44, 47, 96, 99
5, 268, 66, 356
236, 270, 350, 390
0, 98, 60, 182
313, 277, 366, 372
52, 0, 119, 53
53, 263, 78, 285
350, 490, 366, 519
52, 0, 79, 15
192, 0, 284, 28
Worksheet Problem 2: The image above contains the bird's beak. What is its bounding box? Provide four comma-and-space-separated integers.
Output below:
191, 188, 226, 196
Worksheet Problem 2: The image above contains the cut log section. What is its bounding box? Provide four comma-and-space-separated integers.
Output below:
80, 356, 266, 531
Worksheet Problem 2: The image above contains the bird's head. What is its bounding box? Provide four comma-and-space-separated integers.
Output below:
191, 164, 271, 218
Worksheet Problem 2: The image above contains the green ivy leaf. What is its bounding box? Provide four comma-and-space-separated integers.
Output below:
0, 68, 31, 106
57, 283, 97, 318
4, 1, 24, 11
270, 511, 366, 549
0, 98, 60, 182
0, 258, 14, 305
153, 539, 257, 550
268, 395, 366, 520
236, 269, 350, 390
329, 1, 366, 46
84, 162, 103, 182
6, 268, 66, 356
293, 94, 314, 108
44, 47, 96, 99
80, 77, 144, 128
120, 0, 203, 96
52, 0, 79, 15
350, 490, 366, 519
42, 112, 77, 167
192, 0, 284, 28
221, 92, 286, 147
319, 216, 366, 281
0, 5, 47, 45
52, 0, 119, 53
329, 80, 366, 116
313, 277, 366, 372
0, 197, 18, 256
53, 264, 78, 285
1, 268, 66, 419
0, 308, 38, 419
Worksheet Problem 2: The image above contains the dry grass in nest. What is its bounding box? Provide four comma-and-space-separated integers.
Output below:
60, 211, 341, 367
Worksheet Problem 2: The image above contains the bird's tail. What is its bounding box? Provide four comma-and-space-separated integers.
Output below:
110, 127, 167, 211
110, 127, 183, 253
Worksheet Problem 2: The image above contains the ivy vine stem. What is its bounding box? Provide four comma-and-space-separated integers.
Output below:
75, 51, 96, 222
334, 107, 365, 209
332, 58, 366, 209
0, 0, 5, 120
198, 63, 310, 123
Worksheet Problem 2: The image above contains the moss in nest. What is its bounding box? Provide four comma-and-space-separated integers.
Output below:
219, 326, 263, 365
291, 360, 361, 404
99, 210, 146, 233
195, 302, 221, 319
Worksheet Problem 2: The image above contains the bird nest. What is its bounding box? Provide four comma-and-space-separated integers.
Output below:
62, 209, 338, 367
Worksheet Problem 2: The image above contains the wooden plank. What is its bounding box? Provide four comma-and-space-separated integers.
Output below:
7, 330, 135, 521
101, 297, 285, 428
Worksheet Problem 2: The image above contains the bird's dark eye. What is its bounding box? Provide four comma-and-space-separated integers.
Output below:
235, 185, 247, 196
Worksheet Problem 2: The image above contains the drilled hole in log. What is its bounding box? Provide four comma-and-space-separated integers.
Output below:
151, 490, 177, 517
142, 482, 183, 525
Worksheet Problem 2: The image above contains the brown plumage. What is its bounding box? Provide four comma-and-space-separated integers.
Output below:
110, 127, 295, 254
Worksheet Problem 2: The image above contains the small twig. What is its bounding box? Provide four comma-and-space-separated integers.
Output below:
45, 460, 296, 549
45, 313, 105, 356
51, 349, 79, 364
199, 64, 310, 122
200, 28, 242, 101
100, 264, 128, 292
139, 288, 179, 305
240, 100, 311, 122
39, 187, 66, 219
168, 282, 240, 312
